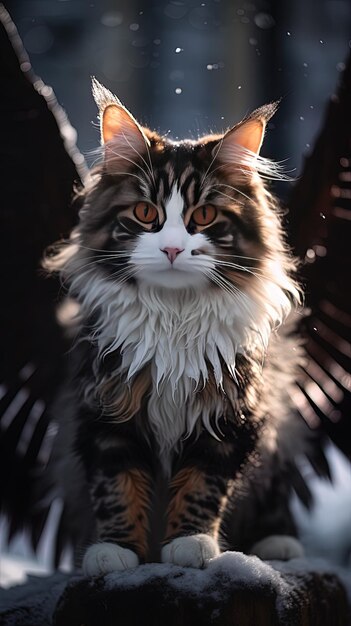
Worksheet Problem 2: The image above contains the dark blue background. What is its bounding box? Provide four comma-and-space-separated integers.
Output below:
7, 0, 351, 186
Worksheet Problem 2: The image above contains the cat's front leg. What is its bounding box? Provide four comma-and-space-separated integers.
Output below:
162, 439, 237, 568
82, 435, 153, 576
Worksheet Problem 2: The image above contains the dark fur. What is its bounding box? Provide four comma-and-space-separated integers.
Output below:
46, 86, 307, 568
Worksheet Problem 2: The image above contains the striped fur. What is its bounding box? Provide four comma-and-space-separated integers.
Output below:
47, 83, 306, 571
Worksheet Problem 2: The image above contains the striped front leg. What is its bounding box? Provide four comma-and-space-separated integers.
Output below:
83, 438, 153, 576
162, 460, 233, 568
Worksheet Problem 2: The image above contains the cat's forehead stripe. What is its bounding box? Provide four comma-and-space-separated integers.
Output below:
165, 186, 184, 221
154, 165, 174, 202
179, 165, 193, 188
185, 178, 196, 206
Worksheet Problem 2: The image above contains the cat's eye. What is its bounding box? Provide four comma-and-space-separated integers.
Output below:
191, 204, 217, 226
134, 202, 158, 224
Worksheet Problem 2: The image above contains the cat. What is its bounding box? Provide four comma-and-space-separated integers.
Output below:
46, 79, 306, 576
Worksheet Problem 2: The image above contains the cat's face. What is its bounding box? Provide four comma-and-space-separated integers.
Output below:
103, 140, 265, 290
124, 184, 216, 290
76, 80, 285, 294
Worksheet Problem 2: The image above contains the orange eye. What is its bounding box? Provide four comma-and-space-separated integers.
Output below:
191, 204, 217, 226
134, 202, 158, 224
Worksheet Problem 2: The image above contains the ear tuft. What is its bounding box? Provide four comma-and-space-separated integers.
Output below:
247, 100, 280, 126
91, 77, 150, 173
227, 100, 280, 156
91, 77, 122, 113
214, 100, 280, 168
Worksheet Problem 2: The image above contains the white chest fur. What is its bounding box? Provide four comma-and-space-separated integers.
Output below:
76, 277, 271, 455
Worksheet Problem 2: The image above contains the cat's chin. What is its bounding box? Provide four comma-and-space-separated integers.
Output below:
136, 268, 208, 290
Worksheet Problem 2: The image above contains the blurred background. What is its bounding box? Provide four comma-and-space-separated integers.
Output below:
1, 0, 351, 589
7, 0, 351, 182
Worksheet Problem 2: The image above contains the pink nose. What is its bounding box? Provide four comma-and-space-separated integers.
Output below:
161, 247, 184, 264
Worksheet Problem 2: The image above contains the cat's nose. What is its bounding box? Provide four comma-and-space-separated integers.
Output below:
161, 247, 184, 264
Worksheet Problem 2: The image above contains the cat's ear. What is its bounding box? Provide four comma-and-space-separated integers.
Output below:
92, 77, 150, 173
215, 102, 279, 169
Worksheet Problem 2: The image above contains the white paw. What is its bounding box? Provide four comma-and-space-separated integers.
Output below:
82, 542, 139, 576
250, 535, 305, 560
161, 534, 220, 568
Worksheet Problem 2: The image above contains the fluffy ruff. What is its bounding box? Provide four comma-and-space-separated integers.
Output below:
69, 267, 295, 458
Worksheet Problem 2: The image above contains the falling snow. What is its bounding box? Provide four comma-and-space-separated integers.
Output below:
100, 12, 123, 27
253, 13, 275, 29
206, 62, 223, 70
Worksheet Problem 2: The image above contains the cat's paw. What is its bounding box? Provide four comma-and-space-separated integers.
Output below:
82, 542, 139, 576
250, 535, 305, 560
161, 534, 220, 568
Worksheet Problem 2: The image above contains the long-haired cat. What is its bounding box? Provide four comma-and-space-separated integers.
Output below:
46, 79, 307, 575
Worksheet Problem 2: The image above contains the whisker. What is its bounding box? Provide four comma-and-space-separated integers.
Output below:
66, 257, 131, 275
143, 137, 157, 192
200, 137, 224, 190
121, 131, 157, 192
214, 260, 270, 281
95, 254, 132, 262
211, 180, 253, 203
59, 252, 131, 272
211, 253, 262, 261
105, 169, 151, 188
76, 254, 130, 260
205, 268, 255, 308
202, 268, 238, 300
75, 243, 134, 255
106, 145, 153, 186
212, 189, 246, 205
107, 264, 135, 279
94, 269, 136, 289
111, 266, 144, 286
204, 269, 268, 350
